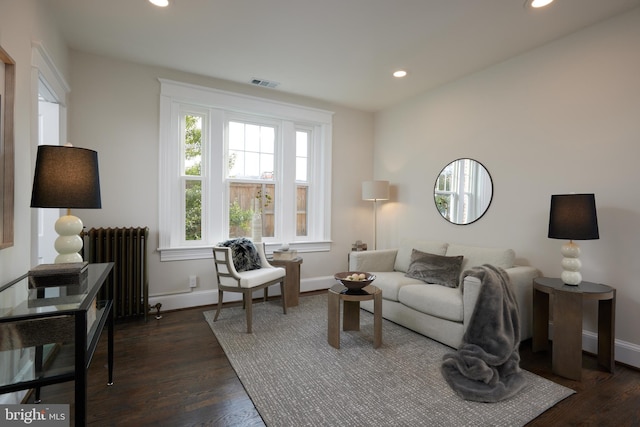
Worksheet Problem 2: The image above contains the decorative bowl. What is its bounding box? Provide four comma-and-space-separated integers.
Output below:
334, 271, 376, 293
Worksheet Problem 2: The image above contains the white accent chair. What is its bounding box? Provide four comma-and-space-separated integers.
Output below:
212, 242, 287, 333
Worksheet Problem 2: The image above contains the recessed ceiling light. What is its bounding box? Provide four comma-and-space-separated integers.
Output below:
393, 70, 407, 78
525, 0, 554, 9
149, 0, 170, 7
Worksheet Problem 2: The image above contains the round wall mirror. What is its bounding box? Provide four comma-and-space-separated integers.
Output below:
434, 158, 493, 225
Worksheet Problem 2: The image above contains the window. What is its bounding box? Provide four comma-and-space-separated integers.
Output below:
295, 129, 310, 237
182, 111, 205, 242
227, 119, 276, 239
158, 80, 333, 261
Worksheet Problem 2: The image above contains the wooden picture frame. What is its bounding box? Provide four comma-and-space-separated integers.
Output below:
0, 45, 15, 249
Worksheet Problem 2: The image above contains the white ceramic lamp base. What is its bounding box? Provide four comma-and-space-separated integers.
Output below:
54, 214, 84, 263
560, 240, 582, 285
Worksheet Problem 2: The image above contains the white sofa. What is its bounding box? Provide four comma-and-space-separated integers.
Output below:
348, 239, 539, 348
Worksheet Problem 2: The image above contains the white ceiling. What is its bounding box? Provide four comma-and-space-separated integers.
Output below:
45, 0, 640, 112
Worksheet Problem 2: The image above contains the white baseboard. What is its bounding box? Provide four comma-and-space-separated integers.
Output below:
549, 323, 640, 369
148, 276, 334, 313
149, 288, 218, 313
300, 275, 334, 292
582, 329, 640, 369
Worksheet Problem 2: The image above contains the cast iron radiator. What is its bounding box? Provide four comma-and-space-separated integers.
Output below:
83, 227, 150, 321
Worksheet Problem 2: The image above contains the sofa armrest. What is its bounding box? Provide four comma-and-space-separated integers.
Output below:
462, 276, 482, 334
348, 249, 397, 272
461, 265, 540, 341
505, 265, 540, 341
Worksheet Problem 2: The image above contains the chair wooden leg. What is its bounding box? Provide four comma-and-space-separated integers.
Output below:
280, 281, 287, 314
264, 287, 268, 302
245, 290, 253, 333
213, 290, 224, 321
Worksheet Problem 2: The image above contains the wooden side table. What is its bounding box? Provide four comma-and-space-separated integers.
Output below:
269, 257, 302, 308
327, 284, 382, 349
532, 277, 616, 380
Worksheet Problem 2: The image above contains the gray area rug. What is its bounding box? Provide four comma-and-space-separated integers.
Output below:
203, 294, 574, 426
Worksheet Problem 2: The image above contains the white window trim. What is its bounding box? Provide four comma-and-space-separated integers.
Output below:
158, 79, 333, 261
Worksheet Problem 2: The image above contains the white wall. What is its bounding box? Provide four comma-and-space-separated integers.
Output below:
67, 52, 375, 309
374, 8, 640, 364
0, 0, 68, 282
0, 0, 70, 404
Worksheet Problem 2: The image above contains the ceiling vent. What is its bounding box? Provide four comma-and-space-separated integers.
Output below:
250, 78, 280, 89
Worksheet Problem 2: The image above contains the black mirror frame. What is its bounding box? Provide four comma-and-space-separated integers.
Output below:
434, 158, 493, 226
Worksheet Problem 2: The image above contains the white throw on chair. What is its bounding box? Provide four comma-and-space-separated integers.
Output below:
212, 241, 287, 333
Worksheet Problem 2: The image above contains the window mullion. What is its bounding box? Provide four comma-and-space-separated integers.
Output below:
166, 100, 183, 248
209, 109, 225, 242
279, 121, 296, 244
311, 123, 331, 241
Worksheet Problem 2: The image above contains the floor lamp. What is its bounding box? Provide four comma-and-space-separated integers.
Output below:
31, 144, 102, 264
362, 181, 389, 250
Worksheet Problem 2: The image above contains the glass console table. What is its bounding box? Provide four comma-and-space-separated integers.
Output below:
0, 262, 114, 426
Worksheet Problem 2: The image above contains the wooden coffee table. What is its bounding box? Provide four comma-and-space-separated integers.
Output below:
327, 283, 382, 349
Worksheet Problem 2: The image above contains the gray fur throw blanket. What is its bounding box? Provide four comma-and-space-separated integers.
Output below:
441, 264, 528, 402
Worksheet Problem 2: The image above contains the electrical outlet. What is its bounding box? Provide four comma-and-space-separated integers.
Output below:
188, 275, 197, 288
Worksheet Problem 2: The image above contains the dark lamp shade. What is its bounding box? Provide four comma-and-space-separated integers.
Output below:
548, 193, 599, 240
30, 145, 102, 209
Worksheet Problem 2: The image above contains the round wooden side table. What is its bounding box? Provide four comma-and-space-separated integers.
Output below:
532, 277, 616, 381
268, 257, 303, 308
327, 283, 382, 349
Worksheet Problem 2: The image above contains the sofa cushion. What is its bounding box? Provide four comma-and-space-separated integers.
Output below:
404, 249, 464, 288
220, 265, 285, 288
370, 272, 424, 302
446, 243, 515, 273
394, 239, 448, 273
349, 249, 397, 272
398, 284, 464, 322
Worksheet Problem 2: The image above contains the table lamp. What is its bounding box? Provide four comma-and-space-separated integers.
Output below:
362, 180, 389, 250
30, 144, 102, 263
547, 193, 599, 285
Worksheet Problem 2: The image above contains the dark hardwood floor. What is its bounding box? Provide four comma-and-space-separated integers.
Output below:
26, 294, 640, 426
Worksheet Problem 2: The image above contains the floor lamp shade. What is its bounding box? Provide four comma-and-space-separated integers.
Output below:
362, 181, 389, 250
31, 145, 102, 263
548, 193, 599, 285
362, 180, 389, 201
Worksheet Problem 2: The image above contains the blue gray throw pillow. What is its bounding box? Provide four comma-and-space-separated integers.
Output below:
218, 238, 262, 272
405, 249, 463, 288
